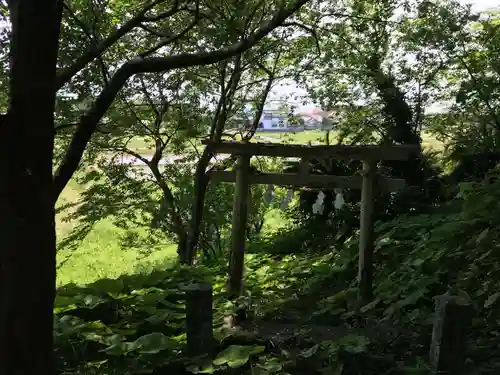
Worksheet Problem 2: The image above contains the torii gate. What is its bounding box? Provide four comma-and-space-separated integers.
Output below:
203, 140, 420, 305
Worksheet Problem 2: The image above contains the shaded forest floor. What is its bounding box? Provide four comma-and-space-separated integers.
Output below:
54, 175, 500, 375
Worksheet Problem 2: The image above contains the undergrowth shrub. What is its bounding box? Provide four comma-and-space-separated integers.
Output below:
54, 172, 500, 375
239, 171, 500, 373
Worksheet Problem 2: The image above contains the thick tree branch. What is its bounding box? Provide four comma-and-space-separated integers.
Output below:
119, 146, 151, 165
53, 0, 311, 199
56, 0, 184, 89
116, 144, 187, 245
139, 16, 199, 58
144, 0, 182, 23
244, 70, 274, 139
182, 56, 246, 263
53, 122, 80, 133
282, 20, 321, 54
138, 24, 167, 38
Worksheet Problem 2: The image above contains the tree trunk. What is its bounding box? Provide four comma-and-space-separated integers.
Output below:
147, 161, 190, 263
182, 68, 273, 264
0, 1, 61, 374
184, 148, 213, 264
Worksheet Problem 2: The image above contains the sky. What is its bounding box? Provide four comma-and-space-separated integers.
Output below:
470, 0, 500, 10
1, 0, 499, 114
272, 0, 500, 113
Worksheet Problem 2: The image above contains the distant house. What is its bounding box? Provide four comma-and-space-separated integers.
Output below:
298, 108, 336, 130
254, 106, 345, 132
257, 110, 290, 131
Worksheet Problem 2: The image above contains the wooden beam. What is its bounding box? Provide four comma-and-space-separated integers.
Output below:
227, 155, 251, 300
202, 140, 420, 161
208, 171, 406, 192
299, 157, 309, 178
358, 160, 376, 305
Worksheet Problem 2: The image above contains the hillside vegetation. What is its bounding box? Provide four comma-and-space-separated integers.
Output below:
3, 0, 500, 374
54, 176, 500, 375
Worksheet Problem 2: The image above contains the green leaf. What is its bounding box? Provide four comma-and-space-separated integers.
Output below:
213, 327, 234, 342
252, 368, 271, 375
145, 311, 172, 324
299, 344, 319, 358
411, 258, 425, 266
81, 294, 106, 309
213, 345, 265, 368
54, 295, 77, 308
339, 335, 370, 354
484, 292, 500, 308
90, 278, 124, 295
186, 363, 215, 374
85, 360, 108, 369
360, 298, 380, 313
256, 357, 283, 372
132, 332, 173, 354
101, 341, 135, 356
398, 288, 428, 308
476, 228, 490, 244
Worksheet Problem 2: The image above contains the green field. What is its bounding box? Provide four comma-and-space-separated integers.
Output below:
55, 180, 287, 287
253, 130, 327, 144
121, 137, 203, 156
56, 129, 443, 286
55, 182, 177, 287
253, 130, 444, 150
124, 130, 444, 157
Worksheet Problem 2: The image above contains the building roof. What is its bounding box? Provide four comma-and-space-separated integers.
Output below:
298, 107, 336, 122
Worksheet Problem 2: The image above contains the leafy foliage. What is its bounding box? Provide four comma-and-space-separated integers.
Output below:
52, 169, 500, 374
9, 0, 500, 373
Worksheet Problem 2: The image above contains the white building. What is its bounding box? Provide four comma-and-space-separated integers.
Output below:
257, 110, 290, 131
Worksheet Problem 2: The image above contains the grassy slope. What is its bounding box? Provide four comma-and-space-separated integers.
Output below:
55, 182, 287, 287
55, 181, 177, 287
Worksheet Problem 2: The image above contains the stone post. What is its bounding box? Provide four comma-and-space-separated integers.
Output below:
183, 283, 213, 357
429, 294, 473, 374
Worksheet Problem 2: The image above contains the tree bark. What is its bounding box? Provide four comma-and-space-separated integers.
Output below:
0, 0, 61, 374
149, 162, 190, 261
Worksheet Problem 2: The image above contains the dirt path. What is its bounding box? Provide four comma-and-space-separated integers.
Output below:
234, 320, 398, 347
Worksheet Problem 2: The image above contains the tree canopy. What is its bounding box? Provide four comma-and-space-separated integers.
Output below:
3, 0, 500, 374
